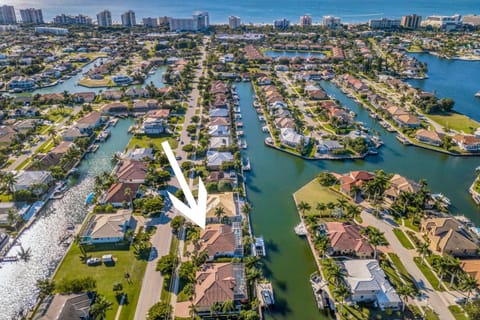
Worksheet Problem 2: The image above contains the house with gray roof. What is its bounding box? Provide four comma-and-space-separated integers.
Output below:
341, 259, 402, 310
279, 128, 309, 147
207, 151, 234, 170
80, 209, 133, 244
14, 171, 52, 192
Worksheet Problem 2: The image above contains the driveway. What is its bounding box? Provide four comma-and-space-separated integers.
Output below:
361, 211, 455, 320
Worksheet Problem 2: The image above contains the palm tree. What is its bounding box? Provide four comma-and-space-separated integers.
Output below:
461, 275, 478, 302
316, 202, 326, 216
7, 209, 19, 231
188, 303, 199, 318
446, 256, 462, 288
397, 285, 416, 311
17, 246, 32, 262
221, 299, 235, 314
90, 295, 113, 320
2, 172, 16, 194
297, 201, 311, 215
124, 187, 133, 208
336, 198, 348, 211
36, 278, 55, 300
241, 203, 252, 215
214, 206, 225, 221
416, 242, 430, 265
314, 235, 331, 258
366, 228, 388, 259
333, 283, 351, 314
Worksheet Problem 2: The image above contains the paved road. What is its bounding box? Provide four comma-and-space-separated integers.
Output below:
5, 105, 82, 171
133, 213, 174, 320
361, 211, 455, 320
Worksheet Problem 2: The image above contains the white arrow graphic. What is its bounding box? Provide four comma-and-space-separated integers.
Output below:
161, 141, 207, 229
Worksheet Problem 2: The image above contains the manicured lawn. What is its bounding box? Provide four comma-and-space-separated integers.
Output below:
78, 77, 113, 88
393, 228, 415, 249
413, 257, 445, 291
294, 179, 347, 216
388, 253, 417, 290
0, 193, 13, 202
54, 242, 148, 320
343, 304, 411, 319
127, 135, 178, 151
448, 305, 469, 320
424, 308, 440, 320
15, 157, 32, 170
428, 112, 480, 134
403, 217, 420, 232
35, 138, 55, 154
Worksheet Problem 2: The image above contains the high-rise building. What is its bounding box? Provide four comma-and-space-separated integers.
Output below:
421, 15, 462, 30
20, 8, 44, 24
0, 5, 16, 24
121, 10, 136, 27
169, 18, 197, 31
143, 17, 158, 28
193, 11, 209, 30
53, 14, 92, 25
229, 16, 241, 29
299, 15, 312, 27
322, 16, 341, 28
400, 14, 422, 29
158, 16, 170, 26
368, 18, 401, 29
273, 18, 290, 29
97, 10, 112, 27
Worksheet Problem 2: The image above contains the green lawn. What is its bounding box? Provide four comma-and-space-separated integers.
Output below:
388, 253, 418, 290
428, 112, 480, 134
424, 308, 441, 320
294, 179, 347, 216
448, 305, 469, 320
413, 257, 445, 291
393, 228, 415, 249
54, 243, 148, 320
0, 193, 13, 202
127, 135, 178, 151
403, 217, 420, 232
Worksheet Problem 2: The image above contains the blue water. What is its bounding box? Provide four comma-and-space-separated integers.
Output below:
14, 0, 480, 24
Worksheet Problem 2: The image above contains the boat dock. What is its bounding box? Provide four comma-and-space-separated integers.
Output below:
242, 157, 251, 171
96, 129, 110, 142
396, 134, 412, 145
256, 282, 275, 307
310, 273, 334, 311
254, 236, 266, 256
294, 222, 307, 236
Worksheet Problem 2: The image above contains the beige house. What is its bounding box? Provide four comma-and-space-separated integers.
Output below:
421, 217, 478, 257
384, 174, 421, 204
206, 192, 240, 223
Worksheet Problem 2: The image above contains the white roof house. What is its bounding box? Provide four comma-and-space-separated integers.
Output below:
125, 148, 154, 161
14, 171, 52, 191
209, 136, 232, 150
279, 128, 309, 147
342, 259, 402, 310
80, 209, 133, 244
208, 125, 230, 137
207, 151, 234, 170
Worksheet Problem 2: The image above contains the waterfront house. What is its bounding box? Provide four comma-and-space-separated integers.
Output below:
415, 129, 444, 146
13, 170, 52, 192
279, 128, 309, 148
452, 135, 480, 152
209, 136, 232, 150
31, 141, 76, 170
317, 139, 344, 154
394, 114, 420, 128
208, 125, 230, 137
72, 92, 96, 103
61, 127, 88, 141
384, 174, 421, 204
116, 160, 148, 183
274, 117, 295, 129
102, 182, 140, 207
7, 76, 35, 90
80, 209, 133, 244
143, 117, 168, 135
125, 87, 149, 98
76, 111, 104, 133
209, 108, 230, 118
206, 151, 234, 170
100, 102, 128, 114
176, 263, 247, 317
334, 171, 375, 196
0, 202, 17, 225
324, 222, 374, 258
341, 259, 402, 310
190, 223, 243, 261
206, 192, 240, 223
421, 217, 478, 257
101, 90, 123, 101
35, 292, 94, 320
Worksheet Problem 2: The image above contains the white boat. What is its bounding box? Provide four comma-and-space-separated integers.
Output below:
255, 237, 266, 256
294, 222, 307, 236
475, 91, 480, 98
431, 193, 451, 206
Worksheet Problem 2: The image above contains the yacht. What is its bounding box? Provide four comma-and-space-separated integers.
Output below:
431, 193, 451, 206
294, 222, 307, 236
475, 91, 480, 98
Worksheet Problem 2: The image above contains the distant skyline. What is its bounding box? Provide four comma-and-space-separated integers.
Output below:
4, 0, 480, 24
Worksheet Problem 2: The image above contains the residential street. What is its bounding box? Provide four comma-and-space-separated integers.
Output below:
360, 211, 455, 320
133, 213, 173, 320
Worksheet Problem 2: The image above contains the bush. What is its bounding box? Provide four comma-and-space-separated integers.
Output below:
57, 277, 96, 293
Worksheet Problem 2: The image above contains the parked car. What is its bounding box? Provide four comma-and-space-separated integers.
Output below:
86, 258, 101, 266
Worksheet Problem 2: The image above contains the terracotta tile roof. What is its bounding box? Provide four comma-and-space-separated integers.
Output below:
326, 222, 373, 256
104, 183, 140, 204
116, 160, 148, 182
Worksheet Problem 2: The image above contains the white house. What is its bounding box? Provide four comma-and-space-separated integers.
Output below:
206, 151, 234, 170
14, 171, 52, 192
279, 128, 309, 147
80, 209, 133, 244
342, 259, 402, 310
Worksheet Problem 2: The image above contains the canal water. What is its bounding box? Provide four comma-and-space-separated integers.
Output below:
0, 118, 133, 318
237, 53, 480, 319
29, 60, 166, 95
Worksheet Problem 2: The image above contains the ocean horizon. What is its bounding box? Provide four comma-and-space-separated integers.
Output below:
8, 0, 480, 24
